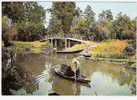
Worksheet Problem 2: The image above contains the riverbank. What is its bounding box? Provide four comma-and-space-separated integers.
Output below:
2, 46, 34, 94
67, 40, 129, 58
87, 57, 136, 65
65, 39, 136, 65
11, 49, 136, 95
2, 40, 51, 94
2, 40, 136, 95
13, 41, 50, 54
11, 40, 136, 67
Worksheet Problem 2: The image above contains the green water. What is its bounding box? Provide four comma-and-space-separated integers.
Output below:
15, 53, 136, 95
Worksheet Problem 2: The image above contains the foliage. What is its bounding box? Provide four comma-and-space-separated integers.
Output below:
2, 47, 34, 95
112, 13, 136, 40
2, 16, 9, 33
2, 16, 10, 44
64, 40, 129, 59
124, 40, 136, 56
2, 2, 136, 46
84, 5, 95, 27
90, 40, 128, 58
48, 2, 76, 34
2, 2, 46, 41
93, 21, 110, 41
2, 16, 18, 46
48, 15, 62, 34
70, 5, 96, 40
98, 9, 113, 21
70, 9, 114, 41
16, 21, 45, 41
93, 10, 113, 41
14, 41, 50, 54
70, 18, 89, 35
2, 2, 25, 22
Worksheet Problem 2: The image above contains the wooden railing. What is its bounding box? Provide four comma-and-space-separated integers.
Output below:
44, 34, 84, 40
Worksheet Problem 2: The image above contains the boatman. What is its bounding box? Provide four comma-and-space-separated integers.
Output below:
71, 57, 81, 78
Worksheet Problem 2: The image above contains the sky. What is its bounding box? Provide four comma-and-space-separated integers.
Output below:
38, 1, 137, 27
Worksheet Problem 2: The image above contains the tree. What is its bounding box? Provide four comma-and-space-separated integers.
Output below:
48, 14, 62, 35
71, 18, 89, 33
23, 2, 45, 23
2, 16, 17, 46
93, 10, 113, 41
2, 16, 9, 33
16, 21, 45, 41
112, 12, 136, 40
2, 16, 10, 46
93, 22, 110, 41
2, 2, 46, 41
2, 2, 25, 23
84, 5, 95, 27
48, 2, 76, 35
71, 7, 82, 28
98, 9, 113, 21
16, 2, 46, 40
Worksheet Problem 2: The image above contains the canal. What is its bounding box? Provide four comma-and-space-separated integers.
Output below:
14, 52, 136, 95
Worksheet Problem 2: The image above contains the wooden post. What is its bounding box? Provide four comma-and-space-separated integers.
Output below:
51, 39, 53, 48
48, 39, 50, 44
55, 40, 57, 48
53, 39, 55, 48
68, 40, 71, 48
49, 39, 51, 47
65, 39, 67, 49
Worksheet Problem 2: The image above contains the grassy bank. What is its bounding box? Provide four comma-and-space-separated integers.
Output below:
90, 40, 128, 58
13, 41, 50, 54
89, 57, 136, 64
64, 41, 97, 52
13, 40, 135, 64
65, 40, 135, 62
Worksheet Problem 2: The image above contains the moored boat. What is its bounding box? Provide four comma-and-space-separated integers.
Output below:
56, 49, 83, 53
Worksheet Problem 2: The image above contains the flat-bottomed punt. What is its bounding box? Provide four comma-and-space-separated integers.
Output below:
56, 49, 83, 54
54, 67, 90, 83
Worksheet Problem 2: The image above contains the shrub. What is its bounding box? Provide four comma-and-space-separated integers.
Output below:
14, 41, 50, 54
90, 40, 128, 58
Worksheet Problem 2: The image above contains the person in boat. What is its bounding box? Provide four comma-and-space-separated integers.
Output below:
71, 58, 81, 78
60, 56, 82, 77
60, 64, 74, 77
60, 58, 81, 77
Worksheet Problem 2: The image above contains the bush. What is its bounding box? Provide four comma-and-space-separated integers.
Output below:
124, 41, 136, 56
14, 41, 50, 54
90, 40, 128, 58
2, 47, 34, 95
16, 21, 45, 41
2, 16, 9, 33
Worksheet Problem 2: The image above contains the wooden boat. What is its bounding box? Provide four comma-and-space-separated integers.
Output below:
56, 49, 83, 54
48, 92, 60, 95
54, 67, 90, 83
80, 51, 91, 57
82, 53, 91, 57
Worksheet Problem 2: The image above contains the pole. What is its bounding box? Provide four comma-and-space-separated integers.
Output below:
65, 39, 67, 49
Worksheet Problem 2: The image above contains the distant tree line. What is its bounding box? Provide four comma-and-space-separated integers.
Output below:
2, 2, 136, 42
47, 2, 136, 41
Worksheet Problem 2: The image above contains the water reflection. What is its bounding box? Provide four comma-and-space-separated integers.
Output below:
52, 75, 81, 95
15, 53, 136, 95
89, 71, 131, 95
